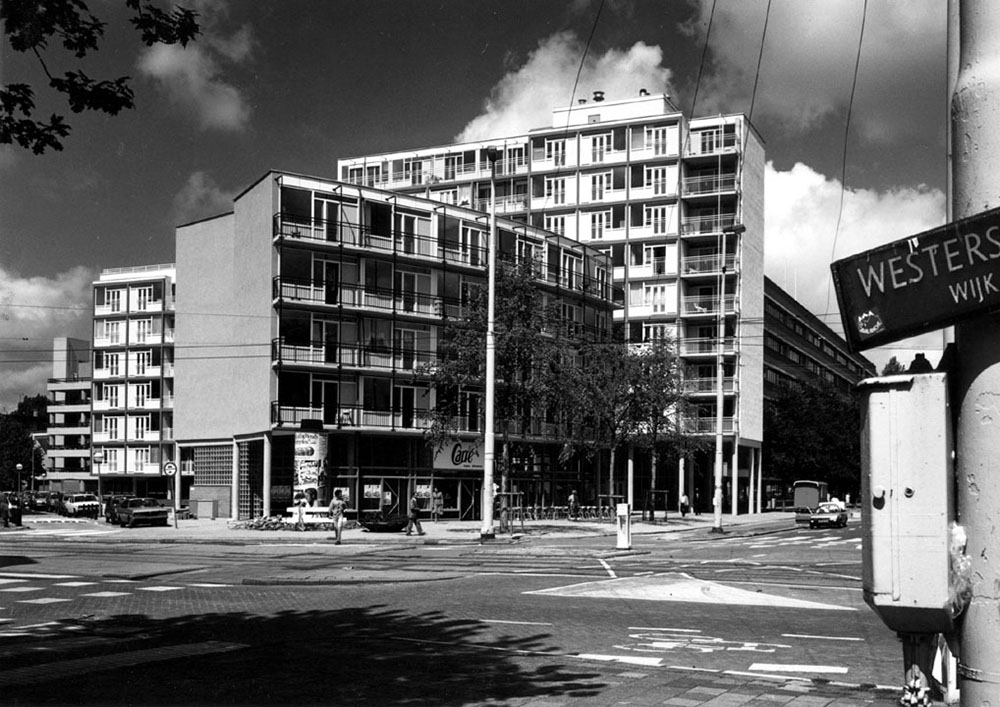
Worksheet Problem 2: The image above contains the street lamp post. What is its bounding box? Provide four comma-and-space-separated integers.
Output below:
481, 145, 500, 541
15, 463, 23, 493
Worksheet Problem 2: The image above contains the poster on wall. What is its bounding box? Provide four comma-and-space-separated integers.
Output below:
294, 431, 328, 498
433, 437, 483, 470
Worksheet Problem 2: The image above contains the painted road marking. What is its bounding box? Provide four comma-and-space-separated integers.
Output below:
782, 633, 863, 641
483, 619, 553, 626
0, 572, 78, 580
525, 573, 855, 611
598, 559, 616, 578
749, 663, 848, 674
137, 586, 184, 592
628, 627, 701, 633
16, 598, 72, 605
577, 653, 662, 667
79, 591, 131, 598
0, 579, 28, 585
0, 587, 43, 593
53, 582, 98, 587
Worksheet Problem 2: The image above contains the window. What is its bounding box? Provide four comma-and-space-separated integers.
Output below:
134, 318, 151, 343
135, 447, 150, 471
404, 159, 423, 185
103, 416, 119, 440
134, 415, 150, 440
133, 286, 153, 311
105, 320, 121, 344
544, 177, 565, 205
591, 171, 611, 201
347, 166, 363, 185
645, 245, 668, 274
106, 352, 120, 376
544, 215, 565, 237
647, 166, 669, 195
444, 154, 462, 180
591, 210, 610, 240
106, 289, 122, 313
591, 133, 610, 162
645, 284, 672, 313
562, 252, 582, 290
545, 139, 566, 166
645, 205, 670, 234
365, 165, 381, 186
103, 448, 119, 472
135, 350, 151, 375
103, 384, 119, 408
646, 126, 669, 156
644, 323, 673, 341
134, 382, 150, 407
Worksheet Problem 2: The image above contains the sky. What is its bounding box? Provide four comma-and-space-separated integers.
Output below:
0, 0, 951, 411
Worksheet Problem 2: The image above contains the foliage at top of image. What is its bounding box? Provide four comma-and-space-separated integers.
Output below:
0, 0, 199, 153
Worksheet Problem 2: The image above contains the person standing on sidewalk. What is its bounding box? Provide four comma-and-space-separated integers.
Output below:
405, 491, 425, 536
431, 487, 444, 522
328, 489, 347, 545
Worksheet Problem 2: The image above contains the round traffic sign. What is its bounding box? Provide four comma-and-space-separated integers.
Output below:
163, 461, 178, 477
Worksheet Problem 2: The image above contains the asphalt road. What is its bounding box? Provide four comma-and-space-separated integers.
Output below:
0, 518, 905, 705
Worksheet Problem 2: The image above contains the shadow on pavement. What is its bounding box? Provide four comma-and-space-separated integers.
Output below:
5, 604, 606, 705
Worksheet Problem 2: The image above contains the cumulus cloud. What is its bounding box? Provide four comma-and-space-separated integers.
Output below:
764, 161, 947, 370
136, 0, 254, 131
684, 0, 945, 142
0, 265, 95, 412
173, 171, 235, 224
456, 32, 675, 141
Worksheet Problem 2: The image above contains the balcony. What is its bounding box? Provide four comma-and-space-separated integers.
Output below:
680, 214, 737, 237
273, 277, 442, 318
272, 339, 433, 372
682, 173, 737, 196
683, 416, 736, 434
684, 376, 737, 395
472, 194, 529, 214
680, 295, 736, 317
687, 131, 738, 157
681, 253, 736, 277
679, 336, 736, 357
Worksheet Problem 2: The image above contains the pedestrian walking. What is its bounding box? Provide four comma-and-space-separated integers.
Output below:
568, 489, 580, 520
328, 489, 347, 544
680, 493, 690, 517
1, 493, 9, 528
431, 487, 444, 522
405, 491, 425, 536
293, 489, 309, 531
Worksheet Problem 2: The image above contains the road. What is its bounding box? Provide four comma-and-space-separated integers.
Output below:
0, 517, 904, 705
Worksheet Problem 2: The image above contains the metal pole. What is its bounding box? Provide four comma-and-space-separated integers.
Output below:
953, 3, 1000, 700
712, 229, 726, 533
481, 147, 499, 540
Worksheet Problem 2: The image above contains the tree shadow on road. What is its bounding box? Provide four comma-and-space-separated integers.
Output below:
4, 604, 607, 705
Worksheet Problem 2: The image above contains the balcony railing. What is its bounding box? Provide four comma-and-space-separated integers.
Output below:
683, 377, 737, 394
682, 173, 737, 195
681, 253, 736, 275
683, 416, 736, 434
680, 213, 737, 236
272, 338, 433, 371
678, 336, 736, 356
680, 294, 736, 316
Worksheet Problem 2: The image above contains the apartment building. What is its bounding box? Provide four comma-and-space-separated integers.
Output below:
339, 90, 766, 514
90, 264, 177, 498
173, 172, 619, 520
45, 337, 92, 492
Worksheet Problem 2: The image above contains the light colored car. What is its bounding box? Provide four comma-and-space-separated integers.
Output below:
809, 501, 849, 529
62, 493, 101, 518
117, 497, 170, 528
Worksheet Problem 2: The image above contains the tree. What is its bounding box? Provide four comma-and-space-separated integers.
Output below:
11, 393, 48, 432
881, 356, 906, 375
1, 0, 199, 153
422, 256, 572, 497
0, 413, 43, 490
762, 380, 862, 498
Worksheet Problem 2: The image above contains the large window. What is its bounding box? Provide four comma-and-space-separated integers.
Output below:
544, 177, 566, 205
545, 139, 566, 166
591, 171, 611, 201
591, 210, 610, 240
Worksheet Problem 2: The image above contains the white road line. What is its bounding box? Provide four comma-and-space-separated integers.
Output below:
17, 598, 72, 604
749, 663, 848, 674
577, 653, 663, 667
782, 633, 863, 641
0, 572, 78, 580
483, 619, 553, 626
79, 592, 131, 598
0, 587, 43, 593
598, 559, 616, 578
137, 587, 184, 592
628, 627, 701, 633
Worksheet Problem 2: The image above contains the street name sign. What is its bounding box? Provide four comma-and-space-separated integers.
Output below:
831, 205, 1000, 351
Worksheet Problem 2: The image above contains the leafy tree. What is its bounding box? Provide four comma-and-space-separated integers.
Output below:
11, 393, 48, 432
421, 256, 572, 496
881, 356, 906, 375
1, 0, 200, 153
762, 380, 862, 498
0, 413, 43, 490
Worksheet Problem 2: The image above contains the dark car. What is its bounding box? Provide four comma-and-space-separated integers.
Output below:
117, 497, 170, 528
104, 495, 135, 524
808, 501, 849, 529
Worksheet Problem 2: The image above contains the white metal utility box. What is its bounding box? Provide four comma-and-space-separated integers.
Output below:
859, 373, 956, 634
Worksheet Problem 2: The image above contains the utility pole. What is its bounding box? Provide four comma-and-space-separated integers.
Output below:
480, 147, 499, 541
952, 2, 1000, 700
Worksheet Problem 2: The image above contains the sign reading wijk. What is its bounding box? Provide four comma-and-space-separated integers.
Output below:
831, 206, 1000, 351
433, 438, 483, 470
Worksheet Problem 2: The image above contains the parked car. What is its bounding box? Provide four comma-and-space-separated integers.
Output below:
104, 495, 134, 524
808, 501, 849, 529
62, 493, 101, 518
116, 497, 170, 528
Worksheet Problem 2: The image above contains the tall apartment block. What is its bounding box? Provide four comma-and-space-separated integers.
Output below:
45, 337, 92, 493
339, 91, 766, 513
173, 172, 618, 520
90, 265, 177, 498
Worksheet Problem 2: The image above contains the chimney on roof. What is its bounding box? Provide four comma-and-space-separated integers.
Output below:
578, 99, 587, 105
593, 90, 605, 102
639, 88, 649, 96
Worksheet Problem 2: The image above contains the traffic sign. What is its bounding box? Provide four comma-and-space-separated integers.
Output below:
831, 205, 1000, 351
163, 461, 178, 477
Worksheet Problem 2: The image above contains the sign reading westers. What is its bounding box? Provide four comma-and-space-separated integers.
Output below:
831, 206, 1000, 351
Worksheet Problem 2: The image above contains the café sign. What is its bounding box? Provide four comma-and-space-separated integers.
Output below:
433, 438, 483, 470
831, 206, 1000, 351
